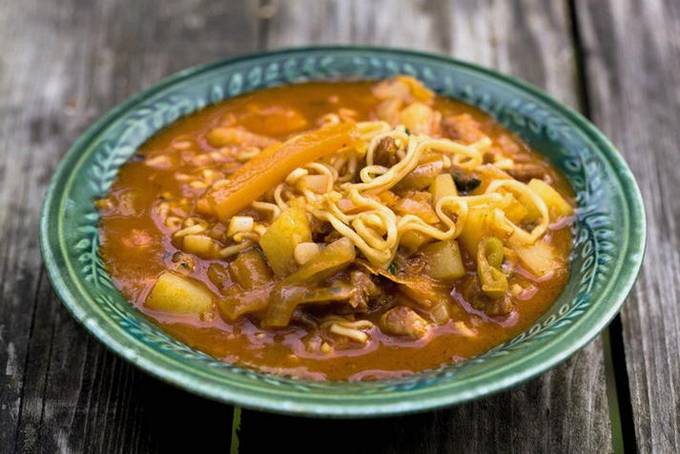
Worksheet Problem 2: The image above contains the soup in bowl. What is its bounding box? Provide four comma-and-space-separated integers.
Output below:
98, 76, 575, 381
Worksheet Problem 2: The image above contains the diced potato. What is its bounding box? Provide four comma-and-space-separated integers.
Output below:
528, 179, 573, 220
183, 234, 219, 259
400, 230, 434, 252
145, 271, 213, 317
430, 174, 458, 206
227, 216, 254, 237
259, 206, 312, 276
514, 240, 561, 276
423, 240, 466, 280
502, 196, 529, 224
228, 249, 272, 290
458, 206, 492, 256
294, 242, 321, 265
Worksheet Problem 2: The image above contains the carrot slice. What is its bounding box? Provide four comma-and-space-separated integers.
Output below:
206, 123, 355, 221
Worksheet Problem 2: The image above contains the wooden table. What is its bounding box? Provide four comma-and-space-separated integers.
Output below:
0, 1, 676, 452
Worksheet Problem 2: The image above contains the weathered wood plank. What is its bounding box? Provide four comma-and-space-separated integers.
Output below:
238, 1, 613, 453
576, 1, 680, 452
0, 0, 259, 452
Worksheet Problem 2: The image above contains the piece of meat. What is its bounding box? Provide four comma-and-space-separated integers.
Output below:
505, 163, 549, 183
441, 114, 485, 143
349, 270, 381, 311
379, 306, 430, 339
372, 136, 400, 167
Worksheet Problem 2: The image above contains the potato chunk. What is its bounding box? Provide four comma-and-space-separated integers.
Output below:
458, 206, 492, 256
423, 240, 466, 280
528, 179, 573, 220
183, 234, 219, 259
145, 271, 213, 317
259, 206, 312, 276
514, 240, 562, 276
430, 173, 458, 206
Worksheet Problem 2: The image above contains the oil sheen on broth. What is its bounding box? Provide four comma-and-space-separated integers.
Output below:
98, 77, 574, 381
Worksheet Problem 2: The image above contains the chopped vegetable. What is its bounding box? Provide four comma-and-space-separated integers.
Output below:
228, 249, 273, 290
477, 237, 508, 299
182, 234, 219, 258
528, 179, 573, 220
285, 237, 356, 284
261, 239, 357, 327
458, 206, 491, 256
227, 216, 254, 237
502, 196, 529, 224
217, 286, 272, 321
263, 284, 355, 328
145, 271, 213, 317
294, 242, 321, 265
206, 122, 355, 220
259, 206, 312, 276
423, 239, 466, 280
430, 174, 458, 205
400, 230, 434, 252
398, 276, 448, 308
514, 240, 561, 276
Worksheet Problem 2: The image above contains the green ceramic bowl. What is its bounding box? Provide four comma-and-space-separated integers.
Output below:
40, 47, 645, 417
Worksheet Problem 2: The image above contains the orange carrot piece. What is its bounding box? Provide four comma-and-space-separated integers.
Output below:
207, 123, 355, 221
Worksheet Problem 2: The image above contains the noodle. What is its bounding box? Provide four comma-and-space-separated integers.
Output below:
235, 121, 554, 268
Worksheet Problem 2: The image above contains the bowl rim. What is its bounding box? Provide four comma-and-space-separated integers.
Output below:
40, 45, 646, 417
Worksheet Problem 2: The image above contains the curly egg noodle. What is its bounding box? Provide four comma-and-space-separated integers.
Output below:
236, 121, 551, 268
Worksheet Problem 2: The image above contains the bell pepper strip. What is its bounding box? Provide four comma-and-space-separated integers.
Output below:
477, 236, 508, 298
205, 122, 355, 221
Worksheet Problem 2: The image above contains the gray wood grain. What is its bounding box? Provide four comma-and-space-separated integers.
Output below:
0, 0, 260, 452
0, 0, 637, 452
238, 2, 613, 452
576, 1, 680, 452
